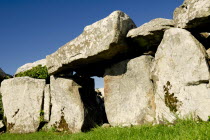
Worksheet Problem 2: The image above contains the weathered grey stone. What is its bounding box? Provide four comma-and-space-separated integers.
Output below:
207, 48, 210, 66
207, 48, 210, 58
1, 77, 45, 133
152, 28, 210, 123
46, 11, 136, 75
15, 59, 46, 75
47, 76, 84, 133
127, 18, 174, 50
104, 55, 155, 126
47, 76, 104, 132
44, 84, 50, 122
173, 0, 210, 29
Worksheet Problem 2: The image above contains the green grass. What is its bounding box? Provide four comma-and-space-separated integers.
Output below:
15, 65, 49, 79
1, 119, 210, 140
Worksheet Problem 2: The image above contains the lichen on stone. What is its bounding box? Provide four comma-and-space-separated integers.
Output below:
163, 81, 182, 113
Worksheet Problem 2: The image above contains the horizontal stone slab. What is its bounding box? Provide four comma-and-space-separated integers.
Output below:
46, 11, 136, 75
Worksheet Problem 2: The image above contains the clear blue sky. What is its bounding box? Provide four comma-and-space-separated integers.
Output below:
0, 0, 183, 88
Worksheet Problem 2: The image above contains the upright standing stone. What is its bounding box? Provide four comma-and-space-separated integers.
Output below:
47, 76, 103, 132
152, 28, 210, 123
1, 77, 45, 133
47, 76, 84, 133
46, 11, 136, 75
104, 55, 155, 126
43, 84, 51, 122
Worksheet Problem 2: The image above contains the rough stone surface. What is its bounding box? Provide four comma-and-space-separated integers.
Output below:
47, 76, 104, 132
44, 84, 51, 122
152, 28, 210, 123
104, 55, 155, 126
102, 123, 111, 128
207, 48, 210, 66
15, 59, 46, 75
173, 0, 210, 29
47, 76, 84, 133
207, 48, 210, 58
46, 11, 136, 75
1, 77, 45, 133
48, 76, 84, 133
127, 18, 174, 50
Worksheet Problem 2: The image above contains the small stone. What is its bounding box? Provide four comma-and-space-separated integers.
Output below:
102, 123, 111, 128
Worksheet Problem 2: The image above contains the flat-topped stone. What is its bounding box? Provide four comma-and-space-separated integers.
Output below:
46, 11, 136, 75
127, 18, 174, 50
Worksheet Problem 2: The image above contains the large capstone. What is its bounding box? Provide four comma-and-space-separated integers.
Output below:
1, 77, 46, 133
104, 55, 155, 126
152, 28, 210, 123
46, 11, 136, 75
47, 76, 103, 133
173, 0, 210, 30
127, 18, 174, 53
